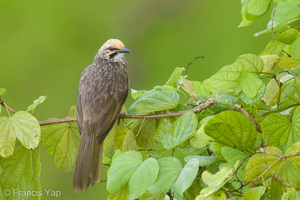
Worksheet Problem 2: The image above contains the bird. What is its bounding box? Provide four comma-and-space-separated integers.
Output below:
73, 39, 130, 192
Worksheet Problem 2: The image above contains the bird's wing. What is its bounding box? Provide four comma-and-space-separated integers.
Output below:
77, 61, 128, 144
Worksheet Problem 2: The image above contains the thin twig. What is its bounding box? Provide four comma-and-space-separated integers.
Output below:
259, 103, 300, 117
122, 98, 218, 119
39, 117, 77, 126
0, 99, 16, 114
271, 3, 277, 38
185, 56, 205, 75
246, 151, 300, 184
166, 190, 174, 200
232, 104, 262, 133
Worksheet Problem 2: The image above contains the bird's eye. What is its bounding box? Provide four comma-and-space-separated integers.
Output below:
108, 47, 116, 51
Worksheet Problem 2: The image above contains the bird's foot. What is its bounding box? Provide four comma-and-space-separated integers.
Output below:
118, 112, 126, 125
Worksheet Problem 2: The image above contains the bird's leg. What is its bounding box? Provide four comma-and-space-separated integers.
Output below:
118, 112, 126, 125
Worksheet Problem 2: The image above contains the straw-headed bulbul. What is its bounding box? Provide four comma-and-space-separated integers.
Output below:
73, 39, 130, 192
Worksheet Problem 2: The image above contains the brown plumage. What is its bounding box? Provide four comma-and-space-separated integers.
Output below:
73, 39, 130, 192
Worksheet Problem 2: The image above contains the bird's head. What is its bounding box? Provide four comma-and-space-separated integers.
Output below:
96, 39, 130, 62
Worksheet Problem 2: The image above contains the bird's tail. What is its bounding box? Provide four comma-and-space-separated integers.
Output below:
73, 133, 102, 192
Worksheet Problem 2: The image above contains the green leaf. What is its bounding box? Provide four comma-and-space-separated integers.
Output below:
179, 76, 198, 100
0, 88, 6, 96
0, 111, 40, 157
27, 96, 47, 114
268, 178, 285, 199
103, 125, 118, 158
128, 157, 159, 200
239, 0, 254, 27
205, 111, 261, 153
184, 155, 219, 167
114, 127, 129, 150
276, 28, 299, 44
0, 117, 16, 158
122, 130, 137, 152
285, 4, 300, 21
245, 146, 283, 185
107, 151, 143, 195
154, 85, 177, 92
160, 112, 198, 149
282, 188, 300, 200
277, 160, 300, 188
148, 157, 182, 195
183, 179, 202, 200
154, 118, 174, 144
260, 39, 286, 55
278, 56, 300, 70
172, 158, 200, 197
291, 36, 300, 60
41, 119, 80, 173
243, 186, 266, 200
198, 167, 234, 198
221, 147, 247, 166
260, 54, 280, 73
205, 54, 263, 92
165, 67, 185, 87
285, 142, 300, 157
247, 0, 271, 17
215, 91, 239, 105
131, 89, 148, 100
190, 116, 214, 149
198, 191, 228, 200
128, 89, 180, 114
280, 76, 300, 107
179, 145, 207, 156
131, 119, 156, 150
0, 142, 41, 200
262, 106, 300, 148
107, 189, 129, 200
274, 0, 300, 24
236, 71, 264, 99
263, 79, 280, 106
140, 193, 165, 200
221, 147, 247, 181
239, 84, 265, 104
68, 105, 77, 117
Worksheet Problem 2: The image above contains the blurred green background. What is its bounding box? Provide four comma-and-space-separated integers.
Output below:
0, 0, 270, 199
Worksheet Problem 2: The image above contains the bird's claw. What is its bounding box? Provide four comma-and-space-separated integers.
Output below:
118, 112, 126, 125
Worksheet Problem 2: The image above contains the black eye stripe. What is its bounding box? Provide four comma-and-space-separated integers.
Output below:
107, 47, 118, 51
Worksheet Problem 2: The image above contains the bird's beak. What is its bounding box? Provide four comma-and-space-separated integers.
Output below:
117, 48, 131, 54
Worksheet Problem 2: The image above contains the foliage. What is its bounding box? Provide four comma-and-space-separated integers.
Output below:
1, 1, 300, 199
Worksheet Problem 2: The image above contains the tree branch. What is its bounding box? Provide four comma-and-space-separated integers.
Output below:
246, 151, 300, 184
0, 99, 16, 114
39, 117, 77, 126
39, 98, 219, 126
2, 97, 262, 134
123, 98, 219, 119
232, 104, 262, 133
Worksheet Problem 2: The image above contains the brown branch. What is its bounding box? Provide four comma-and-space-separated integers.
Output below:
123, 98, 219, 119
271, 3, 277, 38
39, 117, 77, 126
232, 104, 262, 133
39, 98, 219, 126
246, 151, 300, 184
0, 99, 16, 113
